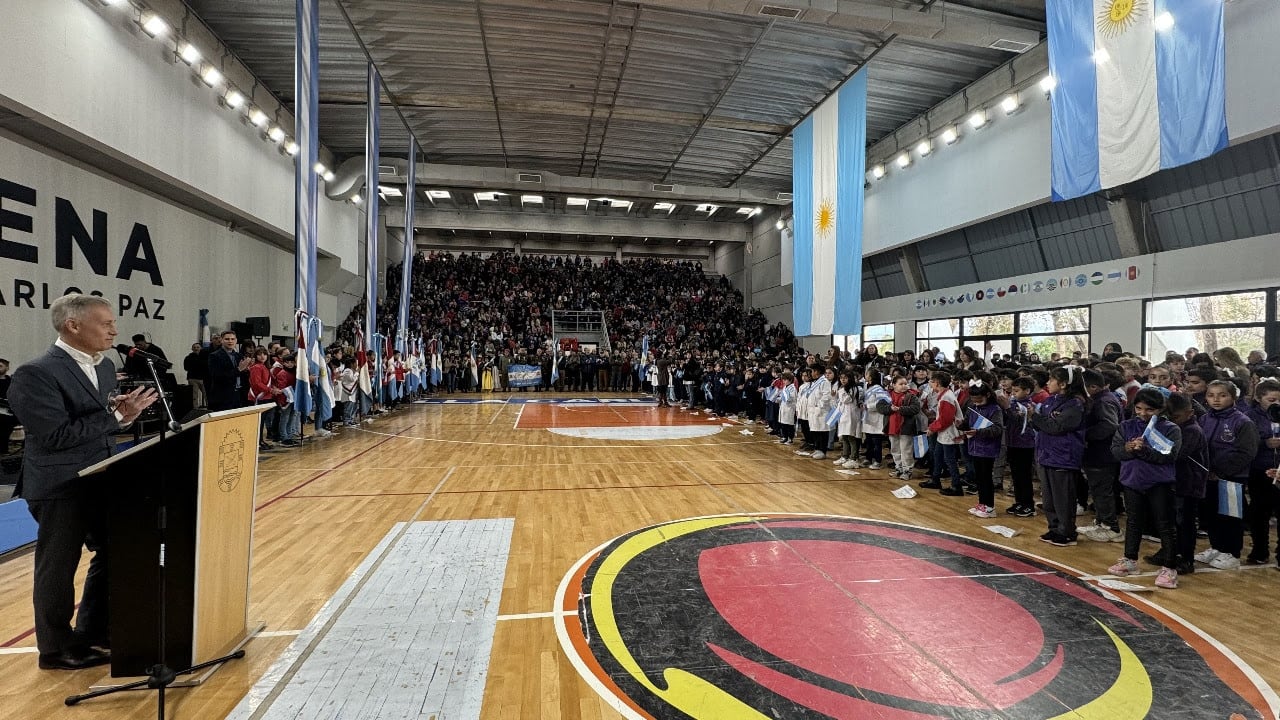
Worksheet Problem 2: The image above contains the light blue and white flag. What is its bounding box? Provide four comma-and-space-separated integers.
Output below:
364, 63, 381, 357
791, 69, 866, 337
969, 407, 994, 430
1219, 479, 1245, 519
1046, 0, 1227, 201
825, 404, 844, 428
1142, 415, 1175, 455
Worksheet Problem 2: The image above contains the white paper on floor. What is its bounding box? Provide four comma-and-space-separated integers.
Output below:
739, 429, 754, 435
984, 525, 1018, 538
835, 469, 861, 476
1096, 578, 1153, 592
892, 485, 917, 499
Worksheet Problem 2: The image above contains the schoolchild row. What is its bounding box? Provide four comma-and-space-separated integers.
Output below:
688, 346, 1279, 592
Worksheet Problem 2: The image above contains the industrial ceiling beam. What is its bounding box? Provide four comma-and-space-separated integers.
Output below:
387, 208, 749, 243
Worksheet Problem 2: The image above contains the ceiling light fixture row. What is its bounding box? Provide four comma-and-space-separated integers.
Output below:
89, 0, 326, 173
866, 72, 1055, 184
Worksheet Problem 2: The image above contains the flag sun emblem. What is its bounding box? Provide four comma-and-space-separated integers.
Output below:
815, 200, 835, 237
1098, 0, 1145, 36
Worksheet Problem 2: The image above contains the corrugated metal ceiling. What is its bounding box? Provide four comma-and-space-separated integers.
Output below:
186, 0, 1042, 193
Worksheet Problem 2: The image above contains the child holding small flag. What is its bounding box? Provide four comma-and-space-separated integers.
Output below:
960, 381, 1004, 518
1108, 388, 1182, 588
997, 377, 1038, 518
832, 371, 862, 468
1195, 380, 1259, 570
1243, 379, 1280, 565
777, 371, 798, 446
1166, 393, 1208, 573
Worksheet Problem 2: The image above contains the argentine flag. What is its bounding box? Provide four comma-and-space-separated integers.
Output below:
791, 69, 866, 337
1046, 0, 1227, 201
969, 408, 994, 430
1142, 415, 1175, 455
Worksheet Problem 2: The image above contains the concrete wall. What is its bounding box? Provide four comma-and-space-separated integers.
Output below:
747, 209, 791, 326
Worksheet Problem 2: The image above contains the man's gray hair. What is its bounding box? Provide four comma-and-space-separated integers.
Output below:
51, 293, 112, 333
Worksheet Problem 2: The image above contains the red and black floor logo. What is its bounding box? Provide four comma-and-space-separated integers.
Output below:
556, 515, 1276, 719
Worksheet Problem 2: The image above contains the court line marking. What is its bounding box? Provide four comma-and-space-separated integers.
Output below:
512, 402, 526, 429
496, 610, 576, 622
0, 647, 38, 655
486, 395, 511, 426
256, 630, 303, 638
234, 467, 457, 719
254, 426, 417, 511
353, 425, 769, 449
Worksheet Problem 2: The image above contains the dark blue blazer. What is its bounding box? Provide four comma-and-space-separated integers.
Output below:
9, 345, 119, 501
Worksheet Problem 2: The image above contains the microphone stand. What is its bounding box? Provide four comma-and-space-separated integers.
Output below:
65, 359, 246, 718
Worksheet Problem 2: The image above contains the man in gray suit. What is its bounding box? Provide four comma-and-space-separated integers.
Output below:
9, 294, 157, 670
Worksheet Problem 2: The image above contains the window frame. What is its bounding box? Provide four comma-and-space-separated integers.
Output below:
1141, 288, 1278, 358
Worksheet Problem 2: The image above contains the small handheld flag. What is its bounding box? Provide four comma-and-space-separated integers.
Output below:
1142, 415, 1175, 455
825, 404, 844, 428
968, 407, 994, 430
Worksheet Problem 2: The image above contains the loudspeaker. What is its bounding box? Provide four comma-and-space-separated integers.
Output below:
246, 316, 271, 337
230, 321, 254, 340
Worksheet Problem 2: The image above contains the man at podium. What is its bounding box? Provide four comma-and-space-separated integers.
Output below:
8, 294, 158, 670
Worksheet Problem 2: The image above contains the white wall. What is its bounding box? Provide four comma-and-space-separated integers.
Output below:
0, 133, 312, 368
860, 0, 1280, 255
860, 233, 1280, 358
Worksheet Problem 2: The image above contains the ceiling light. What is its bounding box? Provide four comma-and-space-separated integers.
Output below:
200, 65, 223, 87
97, 0, 127, 5
475, 191, 503, 202
223, 89, 245, 109
1001, 94, 1020, 115
968, 110, 988, 129
179, 42, 202, 65
916, 140, 932, 157
426, 189, 451, 199
284, 140, 299, 156
736, 207, 754, 215
351, 194, 362, 204
140, 14, 169, 37
378, 185, 403, 198
1153, 11, 1174, 32
521, 194, 543, 204
267, 126, 286, 142
1093, 48, 1111, 64
566, 197, 588, 206
609, 199, 633, 211
322, 170, 335, 182
248, 108, 269, 127
313, 162, 327, 175
895, 153, 911, 169
775, 219, 784, 230
696, 204, 718, 213
941, 126, 958, 145
871, 164, 886, 179
1039, 75, 1058, 94
653, 201, 676, 212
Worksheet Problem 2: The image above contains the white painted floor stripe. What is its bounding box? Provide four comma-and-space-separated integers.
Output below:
0, 647, 38, 655
496, 610, 575, 622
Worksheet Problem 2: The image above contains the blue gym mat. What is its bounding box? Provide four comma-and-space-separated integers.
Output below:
0, 498, 36, 555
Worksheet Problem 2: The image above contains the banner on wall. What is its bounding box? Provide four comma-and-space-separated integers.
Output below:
507, 364, 543, 388
910, 259, 1151, 315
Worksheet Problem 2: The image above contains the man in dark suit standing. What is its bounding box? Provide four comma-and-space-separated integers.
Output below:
9, 294, 157, 670
206, 330, 251, 412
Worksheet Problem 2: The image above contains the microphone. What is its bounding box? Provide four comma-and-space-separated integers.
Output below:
117, 344, 173, 369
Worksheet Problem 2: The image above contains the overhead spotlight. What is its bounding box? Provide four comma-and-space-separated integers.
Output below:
200, 65, 223, 87
916, 139, 932, 157
313, 161, 327, 175
323, 170, 335, 182
736, 207, 754, 215
248, 108, 269, 127
179, 42, 202, 65
351, 194, 363, 204
566, 197, 588, 206
426, 189, 451, 199
895, 153, 911, 169
474, 191, 503, 202
223, 89, 245, 109
775, 219, 784, 230
140, 14, 169, 38
1153, 11, 1174, 32
1093, 48, 1111, 65
941, 126, 958, 145
521, 194, 543, 204
968, 110, 989, 129
1001, 94, 1020, 115
284, 140, 299, 156
1039, 75, 1058, 94
653, 201, 676, 212
378, 186, 403, 198
267, 126, 286, 143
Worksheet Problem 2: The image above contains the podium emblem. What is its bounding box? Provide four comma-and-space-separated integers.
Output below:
217, 430, 245, 493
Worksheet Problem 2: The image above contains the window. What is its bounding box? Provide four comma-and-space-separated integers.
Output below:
1017, 306, 1090, 361
862, 324, 894, 354
832, 335, 859, 353
917, 318, 959, 360
1144, 291, 1269, 359
962, 314, 1015, 361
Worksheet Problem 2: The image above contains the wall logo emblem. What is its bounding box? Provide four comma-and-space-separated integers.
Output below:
217, 429, 245, 493
1047, 278, 1059, 291
1075, 274, 1088, 287
1091, 271, 1105, 285
558, 515, 1277, 720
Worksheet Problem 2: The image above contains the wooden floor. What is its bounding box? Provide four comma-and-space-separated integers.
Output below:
1, 393, 1278, 719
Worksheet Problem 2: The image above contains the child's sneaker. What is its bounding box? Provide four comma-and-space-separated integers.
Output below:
842, 459, 861, 469
833, 456, 849, 465
1108, 557, 1138, 576
1009, 505, 1036, 518
1208, 554, 1240, 570
968, 504, 997, 519
1193, 548, 1221, 564
867, 462, 882, 470
1155, 567, 1178, 589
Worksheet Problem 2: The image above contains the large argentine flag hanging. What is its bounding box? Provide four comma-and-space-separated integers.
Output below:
791, 70, 866, 337
1047, 0, 1227, 201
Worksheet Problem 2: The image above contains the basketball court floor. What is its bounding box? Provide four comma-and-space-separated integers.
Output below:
0, 394, 1277, 719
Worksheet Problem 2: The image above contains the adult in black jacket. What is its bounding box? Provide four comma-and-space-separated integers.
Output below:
9, 294, 157, 670
682, 356, 703, 407
207, 330, 250, 411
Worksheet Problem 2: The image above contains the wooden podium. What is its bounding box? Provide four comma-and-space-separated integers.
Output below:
78, 405, 269, 688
